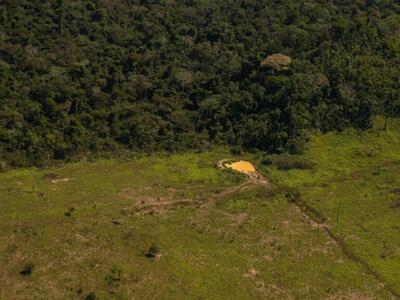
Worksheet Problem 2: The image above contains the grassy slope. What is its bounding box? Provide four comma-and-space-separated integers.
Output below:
264, 118, 400, 296
0, 121, 398, 299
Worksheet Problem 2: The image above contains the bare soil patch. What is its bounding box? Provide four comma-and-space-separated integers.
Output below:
218, 159, 270, 186
226, 161, 256, 173
118, 159, 271, 215
43, 173, 75, 184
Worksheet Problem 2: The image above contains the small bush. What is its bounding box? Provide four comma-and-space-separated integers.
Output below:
276, 158, 315, 170
85, 292, 97, 300
230, 146, 242, 155
392, 188, 400, 195
390, 199, 400, 209
221, 197, 247, 213
261, 157, 274, 165
0, 161, 7, 172
285, 188, 301, 203
353, 147, 377, 158
105, 267, 122, 285
20, 263, 34, 276
145, 245, 160, 258
64, 207, 75, 217
262, 154, 315, 170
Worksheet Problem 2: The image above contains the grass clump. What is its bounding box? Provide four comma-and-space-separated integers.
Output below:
390, 199, 400, 209
105, 267, 122, 286
145, 245, 160, 258
20, 263, 34, 276
64, 207, 75, 217
84, 292, 97, 300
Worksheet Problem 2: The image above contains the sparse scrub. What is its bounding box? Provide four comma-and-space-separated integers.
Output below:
392, 188, 400, 195
64, 207, 75, 217
390, 200, 400, 209
84, 293, 97, 300
105, 267, 122, 286
145, 245, 160, 258
230, 146, 242, 156
42, 173, 58, 181
0, 161, 7, 173
262, 154, 315, 170
285, 188, 301, 203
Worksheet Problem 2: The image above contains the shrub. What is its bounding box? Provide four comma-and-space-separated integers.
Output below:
20, 263, 34, 276
0, 161, 6, 172
85, 293, 97, 300
105, 267, 122, 285
390, 199, 400, 209
230, 146, 242, 155
64, 207, 75, 217
145, 245, 160, 258
262, 154, 315, 170
285, 188, 301, 203
276, 157, 315, 170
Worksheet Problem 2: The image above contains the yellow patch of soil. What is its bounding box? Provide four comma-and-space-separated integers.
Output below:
225, 160, 256, 173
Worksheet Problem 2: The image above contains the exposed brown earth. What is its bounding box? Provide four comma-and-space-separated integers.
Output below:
119, 159, 271, 215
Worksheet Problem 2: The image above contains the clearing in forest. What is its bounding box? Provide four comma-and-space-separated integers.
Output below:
1, 118, 400, 300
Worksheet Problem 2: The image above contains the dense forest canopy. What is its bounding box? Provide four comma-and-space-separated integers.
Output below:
0, 0, 399, 167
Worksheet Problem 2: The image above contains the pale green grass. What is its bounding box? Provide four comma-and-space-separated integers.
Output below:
263, 118, 400, 295
0, 142, 396, 299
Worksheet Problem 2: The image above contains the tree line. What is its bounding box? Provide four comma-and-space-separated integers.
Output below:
0, 0, 399, 168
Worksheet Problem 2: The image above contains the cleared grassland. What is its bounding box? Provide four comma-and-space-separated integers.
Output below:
264, 118, 400, 297
0, 120, 399, 299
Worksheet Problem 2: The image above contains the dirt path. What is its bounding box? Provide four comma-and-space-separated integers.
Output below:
128, 159, 271, 215
218, 159, 399, 298
290, 195, 400, 299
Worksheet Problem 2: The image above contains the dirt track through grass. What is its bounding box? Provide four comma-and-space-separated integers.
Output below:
290, 195, 400, 299
220, 158, 399, 298
215, 153, 399, 299
1, 145, 398, 299
121, 159, 271, 215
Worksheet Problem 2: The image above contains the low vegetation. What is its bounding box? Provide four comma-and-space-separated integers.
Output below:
261, 154, 315, 170
262, 118, 400, 296
0, 118, 399, 299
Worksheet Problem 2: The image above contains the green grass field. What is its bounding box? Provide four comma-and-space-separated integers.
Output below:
262, 117, 400, 297
0, 119, 399, 299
